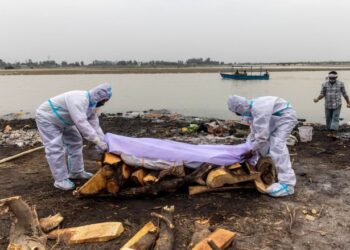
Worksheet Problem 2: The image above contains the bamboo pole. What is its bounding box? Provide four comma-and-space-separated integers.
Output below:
0, 146, 44, 165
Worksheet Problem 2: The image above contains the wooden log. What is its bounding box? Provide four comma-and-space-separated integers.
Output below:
157, 165, 186, 181
119, 164, 214, 197
103, 152, 122, 165
256, 157, 277, 186
48, 222, 124, 244
227, 162, 241, 170
119, 178, 185, 197
188, 219, 211, 248
192, 228, 236, 250
39, 213, 64, 233
189, 184, 255, 196
0, 196, 47, 250
122, 163, 132, 179
143, 171, 159, 185
121, 221, 158, 250
73, 168, 107, 196
154, 206, 175, 250
244, 161, 268, 193
131, 168, 148, 186
106, 179, 120, 194
206, 167, 261, 188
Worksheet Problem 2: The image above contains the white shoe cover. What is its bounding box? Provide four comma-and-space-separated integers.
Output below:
69, 171, 93, 179
54, 179, 75, 190
266, 182, 294, 197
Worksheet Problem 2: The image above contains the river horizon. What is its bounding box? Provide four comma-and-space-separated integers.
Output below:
1, 71, 350, 124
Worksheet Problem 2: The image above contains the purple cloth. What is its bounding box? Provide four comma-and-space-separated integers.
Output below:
105, 133, 252, 166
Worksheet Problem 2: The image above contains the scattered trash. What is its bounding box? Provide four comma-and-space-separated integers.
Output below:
0, 128, 41, 147
305, 214, 316, 221
3, 125, 12, 133
180, 123, 199, 134
298, 126, 313, 142
287, 134, 298, 146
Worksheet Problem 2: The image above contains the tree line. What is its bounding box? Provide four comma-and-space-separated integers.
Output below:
0, 58, 225, 69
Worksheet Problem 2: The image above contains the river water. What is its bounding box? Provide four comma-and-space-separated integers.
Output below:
1, 71, 350, 123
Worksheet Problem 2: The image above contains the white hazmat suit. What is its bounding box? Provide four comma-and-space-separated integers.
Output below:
227, 95, 297, 197
35, 83, 112, 190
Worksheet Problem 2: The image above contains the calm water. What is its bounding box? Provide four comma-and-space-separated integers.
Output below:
1, 71, 350, 123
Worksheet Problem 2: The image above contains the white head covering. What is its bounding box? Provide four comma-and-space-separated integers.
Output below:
89, 83, 112, 105
227, 95, 250, 115
328, 72, 338, 79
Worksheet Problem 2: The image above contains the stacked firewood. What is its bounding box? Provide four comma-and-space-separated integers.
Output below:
74, 153, 276, 197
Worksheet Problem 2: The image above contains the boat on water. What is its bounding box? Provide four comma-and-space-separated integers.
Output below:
220, 66, 270, 80
220, 72, 269, 80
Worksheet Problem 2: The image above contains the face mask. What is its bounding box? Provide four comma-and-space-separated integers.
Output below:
329, 78, 336, 83
95, 99, 108, 107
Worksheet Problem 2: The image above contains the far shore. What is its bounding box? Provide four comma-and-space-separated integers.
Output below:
1, 65, 350, 75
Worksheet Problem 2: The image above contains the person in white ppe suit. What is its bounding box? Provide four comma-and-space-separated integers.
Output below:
227, 95, 297, 197
35, 83, 112, 190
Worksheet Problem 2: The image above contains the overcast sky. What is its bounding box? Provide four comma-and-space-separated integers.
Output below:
1, 0, 350, 63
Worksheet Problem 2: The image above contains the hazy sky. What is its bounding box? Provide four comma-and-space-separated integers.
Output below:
1, 0, 350, 63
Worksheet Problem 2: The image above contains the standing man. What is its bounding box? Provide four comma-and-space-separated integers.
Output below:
227, 95, 297, 197
35, 83, 112, 190
314, 71, 350, 138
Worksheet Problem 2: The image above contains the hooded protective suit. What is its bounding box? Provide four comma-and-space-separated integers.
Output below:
227, 95, 297, 189
35, 83, 112, 183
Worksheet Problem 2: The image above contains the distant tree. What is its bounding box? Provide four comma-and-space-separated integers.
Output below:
61, 61, 68, 67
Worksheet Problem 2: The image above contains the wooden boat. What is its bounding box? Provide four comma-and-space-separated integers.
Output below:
220, 72, 269, 80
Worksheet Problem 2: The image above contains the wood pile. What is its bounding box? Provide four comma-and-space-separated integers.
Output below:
74, 153, 277, 198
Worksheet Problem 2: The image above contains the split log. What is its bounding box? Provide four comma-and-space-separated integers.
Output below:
0, 196, 46, 250
188, 219, 211, 248
103, 152, 122, 165
106, 179, 120, 194
121, 221, 158, 250
48, 222, 124, 244
206, 167, 261, 188
122, 163, 132, 179
227, 162, 241, 170
153, 206, 175, 250
73, 168, 107, 196
131, 168, 148, 186
192, 228, 236, 250
143, 171, 159, 185
39, 213, 64, 233
189, 184, 255, 196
